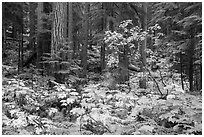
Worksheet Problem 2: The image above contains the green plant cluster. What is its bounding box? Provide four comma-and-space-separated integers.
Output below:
2, 67, 202, 135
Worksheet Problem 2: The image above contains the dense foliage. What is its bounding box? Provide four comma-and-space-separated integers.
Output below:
2, 2, 202, 135
2, 64, 202, 135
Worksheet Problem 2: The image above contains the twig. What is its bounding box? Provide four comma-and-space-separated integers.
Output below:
145, 66, 163, 96
140, 60, 163, 96
79, 114, 84, 134
158, 69, 166, 86
87, 114, 112, 133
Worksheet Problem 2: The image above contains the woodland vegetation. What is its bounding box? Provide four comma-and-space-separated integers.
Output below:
2, 2, 202, 135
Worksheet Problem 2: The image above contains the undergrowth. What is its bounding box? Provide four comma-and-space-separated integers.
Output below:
2, 65, 202, 135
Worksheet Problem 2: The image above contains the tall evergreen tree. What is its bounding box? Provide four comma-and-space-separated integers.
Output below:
81, 3, 89, 78
51, 2, 67, 56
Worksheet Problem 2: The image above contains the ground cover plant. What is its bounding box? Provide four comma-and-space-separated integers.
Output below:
2, 2, 202, 135
2, 62, 202, 135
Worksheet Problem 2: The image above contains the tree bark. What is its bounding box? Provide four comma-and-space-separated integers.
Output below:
81, 3, 89, 78
18, 5, 24, 73
18, 31, 21, 74
20, 12, 24, 72
109, 3, 114, 32
68, 2, 73, 58
37, 2, 43, 68
199, 64, 202, 90
50, 2, 67, 82
2, 26, 6, 58
139, 2, 147, 89
180, 52, 184, 90
188, 38, 194, 92
118, 44, 129, 83
101, 3, 106, 71
51, 2, 67, 56
29, 2, 37, 53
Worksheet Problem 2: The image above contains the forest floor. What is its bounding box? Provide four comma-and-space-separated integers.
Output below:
2, 65, 202, 135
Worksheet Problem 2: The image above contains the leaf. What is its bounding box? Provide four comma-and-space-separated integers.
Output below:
61, 103, 67, 106
58, 70, 70, 74
70, 108, 85, 115
137, 96, 150, 105
139, 125, 154, 132
173, 84, 185, 94
16, 90, 27, 95
70, 92, 79, 96
159, 112, 173, 120
58, 93, 67, 99
18, 129, 31, 135
35, 127, 43, 134
168, 117, 178, 123
81, 101, 95, 109
167, 94, 176, 100
130, 106, 143, 116
64, 88, 75, 92
97, 90, 106, 98
66, 98, 75, 104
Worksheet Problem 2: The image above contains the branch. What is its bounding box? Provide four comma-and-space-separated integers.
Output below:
87, 114, 112, 133
145, 66, 163, 96
139, 58, 163, 95
158, 69, 166, 86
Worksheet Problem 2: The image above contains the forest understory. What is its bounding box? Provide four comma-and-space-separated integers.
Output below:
2, 2, 202, 135
2, 64, 202, 135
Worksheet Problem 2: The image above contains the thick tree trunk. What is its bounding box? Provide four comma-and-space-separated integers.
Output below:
51, 2, 67, 82
51, 2, 67, 56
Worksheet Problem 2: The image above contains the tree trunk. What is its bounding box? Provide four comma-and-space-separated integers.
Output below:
20, 14, 24, 72
101, 3, 106, 72
81, 3, 89, 78
189, 55, 193, 92
148, 3, 153, 50
51, 2, 67, 56
118, 44, 129, 83
51, 2, 67, 82
18, 6, 24, 73
37, 2, 43, 68
68, 2, 73, 58
139, 2, 147, 89
188, 37, 194, 92
195, 66, 199, 90
180, 52, 184, 90
18, 31, 21, 74
29, 2, 37, 53
2, 26, 6, 58
199, 64, 202, 90
109, 3, 114, 32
